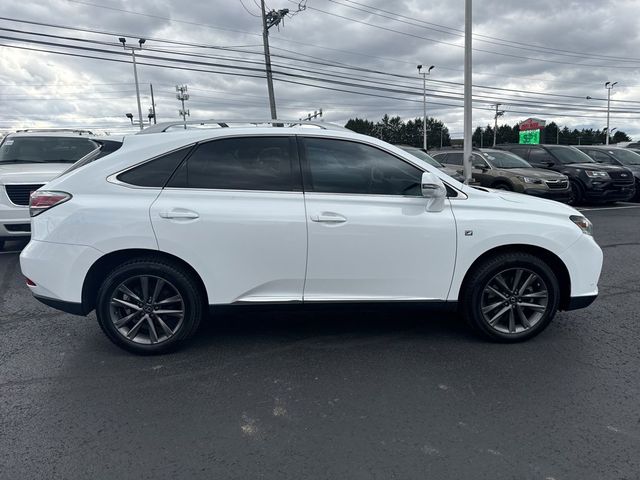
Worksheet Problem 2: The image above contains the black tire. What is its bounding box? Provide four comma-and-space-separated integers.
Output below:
96, 257, 204, 355
568, 180, 584, 205
492, 182, 513, 191
460, 252, 560, 342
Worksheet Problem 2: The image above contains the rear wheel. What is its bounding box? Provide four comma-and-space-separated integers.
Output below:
96, 257, 204, 354
460, 252, 560, 342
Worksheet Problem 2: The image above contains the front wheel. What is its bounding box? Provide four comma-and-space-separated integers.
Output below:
96, 257, 204, 354
460, 252, 560, 342
568, 180, 584, 205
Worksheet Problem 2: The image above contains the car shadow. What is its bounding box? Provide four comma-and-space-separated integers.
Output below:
190, 303, 475, 348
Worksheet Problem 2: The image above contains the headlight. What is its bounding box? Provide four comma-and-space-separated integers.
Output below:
570, 215, 593, 235
585, 170, 609, 179
518, 176, 542, 184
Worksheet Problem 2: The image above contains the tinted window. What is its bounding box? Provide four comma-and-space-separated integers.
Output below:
587, 150, 614, 164
119, 147, 193, 187
60, 140, 123, 177
607, 149, 640, 165
302, 138, 423, 196
507, 147, 530, 160
546, 146, 595, 164
431, 153, 448, 163
479, 151, 532, 169
444, 152, 464, 166
397, 146, 443, 167
0, 136, 98, 164
167, 137, 298, 191
528, 148, 555, 166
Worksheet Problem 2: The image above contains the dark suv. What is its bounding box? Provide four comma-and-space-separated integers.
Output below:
495, 144, 635, 204
575, 146, 640, 202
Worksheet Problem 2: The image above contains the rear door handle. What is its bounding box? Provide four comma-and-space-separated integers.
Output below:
159, 209, 199, 220
310, 212, 347, 224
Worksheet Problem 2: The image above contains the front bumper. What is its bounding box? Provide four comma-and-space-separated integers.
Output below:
0, 205, 31, 240
523, 187, 572, 203
565, 294, 598, 311
583, 180, 635, 203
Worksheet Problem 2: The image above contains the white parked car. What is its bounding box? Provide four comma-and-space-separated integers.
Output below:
0, 130, 122, 250
20, 120, 602, 354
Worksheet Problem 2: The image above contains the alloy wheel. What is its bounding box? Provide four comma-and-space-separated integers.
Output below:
480, 268, 549, 334
109, 275, 185, 345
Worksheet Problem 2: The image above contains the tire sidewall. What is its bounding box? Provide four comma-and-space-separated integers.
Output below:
464, 254, 560, 342
96, 260, 202, 355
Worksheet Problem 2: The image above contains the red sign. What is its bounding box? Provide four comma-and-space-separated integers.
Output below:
519, 118, 546, 131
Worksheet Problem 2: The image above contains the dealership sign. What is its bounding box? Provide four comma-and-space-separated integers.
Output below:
519, 117, 546, 144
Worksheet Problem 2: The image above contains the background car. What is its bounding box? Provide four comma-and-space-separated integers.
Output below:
431, 148, 571, 202
495, 144, 635, 205
396, 145, 467, 183
0, 130, 122, 250
576, 145, 640, 201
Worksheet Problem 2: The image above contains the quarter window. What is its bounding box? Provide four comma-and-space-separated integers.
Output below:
118, 146, 193, 187
444, 152, 464, 166
167, 137, 299, 191
301, 138, 423, 196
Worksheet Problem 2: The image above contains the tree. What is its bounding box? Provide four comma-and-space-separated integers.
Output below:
344, 116, 451, 149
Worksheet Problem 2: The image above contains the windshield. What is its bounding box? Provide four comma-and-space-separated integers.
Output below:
397, 146, 442, 167
608, 148, 640, 165
0, 136, 98, 164
547, 146, 595, 164
479, 150, 532, 169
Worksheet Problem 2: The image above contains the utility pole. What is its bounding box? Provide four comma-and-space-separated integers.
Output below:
260, 2, 292, 120
440, 129, 443, 149
480, 128, 483, 148
176, 85, 189, 129
605, 81, 617, 145
492, 103, 503, 147
557, 124, 560, 144
417, 65, 435, 151
301, 109, 323, 121
150, 84, 157, 124
462, 0, 473, 184
119, 37, 146, 131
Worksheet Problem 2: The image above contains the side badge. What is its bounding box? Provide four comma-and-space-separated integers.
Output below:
465, 230, 473, 236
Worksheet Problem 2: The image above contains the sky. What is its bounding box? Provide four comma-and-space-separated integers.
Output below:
1, 0, 640, 139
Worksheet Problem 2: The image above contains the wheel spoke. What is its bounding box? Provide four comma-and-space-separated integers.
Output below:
151, 279, 165, 304
146, 315, 159, 344
154, 314, 175, 338
114, 310, 141, 328
482, 300, 505, 314
518, 273, 537, 295
154, 294, 182, 306
512, 269, 523, 292
111, 298, 141, 310
515, 305, 531, 329
521, 291, 547, 299
494, 274, 511, 293
486, 285, 507, 300
155, 309, 183, 316
118, 284, 141, 303
140, 276, 149, 301
127, 315, 148, 340
488, 305, 511, 325
508, 309, 516, 333
517, 302, 546, 312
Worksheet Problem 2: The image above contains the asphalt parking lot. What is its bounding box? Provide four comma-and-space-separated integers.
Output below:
1, 204, 639, 480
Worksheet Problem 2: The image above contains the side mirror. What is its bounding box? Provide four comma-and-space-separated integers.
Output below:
421, 171, 447, 212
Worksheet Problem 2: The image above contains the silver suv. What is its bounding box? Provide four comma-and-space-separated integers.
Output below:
0, 130, 122, 250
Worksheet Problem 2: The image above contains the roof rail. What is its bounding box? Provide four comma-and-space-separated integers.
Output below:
14, 128, 95, 135
138, 119, 348, 135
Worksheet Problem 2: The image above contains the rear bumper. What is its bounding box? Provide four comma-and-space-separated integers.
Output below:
33, 295, 86, 316
564, 294, 598, 311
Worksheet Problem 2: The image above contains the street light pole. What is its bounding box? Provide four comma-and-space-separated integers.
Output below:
492, 103, 503, 147
119, 37, 145, 131
462, 0, 473, 184
605, 81, 617, 145
417, 64, 434, 151
557, 124, 560, 145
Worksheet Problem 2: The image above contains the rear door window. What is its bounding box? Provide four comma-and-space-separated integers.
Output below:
528, 148, 555, 167
167, 136, 300, 191
443, 152, 463, 166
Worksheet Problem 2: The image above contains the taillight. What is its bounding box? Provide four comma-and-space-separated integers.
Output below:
29, 191, 72, 217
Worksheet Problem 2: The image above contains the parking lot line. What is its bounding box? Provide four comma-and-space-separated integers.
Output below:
578, 204, 640, 212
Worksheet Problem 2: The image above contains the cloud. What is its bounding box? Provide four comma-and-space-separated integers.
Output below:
0, 0, 639, 139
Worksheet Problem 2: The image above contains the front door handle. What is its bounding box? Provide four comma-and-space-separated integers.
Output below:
159, 209, 199, 220
310, 212, 347, 224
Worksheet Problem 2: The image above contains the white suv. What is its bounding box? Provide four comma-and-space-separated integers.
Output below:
20, 120, 603, 354
0, 130, 122, 249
